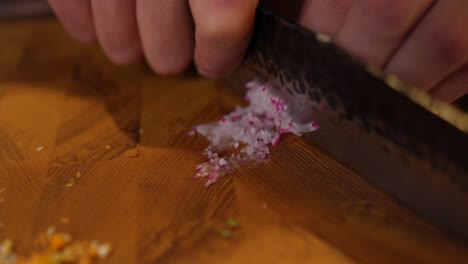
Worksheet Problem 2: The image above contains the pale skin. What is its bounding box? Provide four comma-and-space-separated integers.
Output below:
48, 0, 468, 102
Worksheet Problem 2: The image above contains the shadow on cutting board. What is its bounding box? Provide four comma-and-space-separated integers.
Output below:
0, 17, 240, 166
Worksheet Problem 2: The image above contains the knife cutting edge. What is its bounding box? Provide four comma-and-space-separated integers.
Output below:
227, 8, 468, 239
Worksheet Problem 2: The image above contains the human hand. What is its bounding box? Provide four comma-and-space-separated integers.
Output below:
50, 1, 467, 103
300, 0, 468, 102
48, 0, 259, 78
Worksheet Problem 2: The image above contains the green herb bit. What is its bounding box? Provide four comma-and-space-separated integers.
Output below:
218, 229, 233, 238
226, 218, 239, 227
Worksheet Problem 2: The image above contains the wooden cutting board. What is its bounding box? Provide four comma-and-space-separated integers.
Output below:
0, 17, 467, 264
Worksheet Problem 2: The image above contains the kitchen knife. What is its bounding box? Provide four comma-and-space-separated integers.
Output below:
227, 8, 468, 239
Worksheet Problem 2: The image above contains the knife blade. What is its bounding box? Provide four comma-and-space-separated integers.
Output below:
227, 8, 468, 239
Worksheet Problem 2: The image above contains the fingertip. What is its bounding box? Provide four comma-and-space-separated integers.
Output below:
105, 45, 143, 65
147, 55, 193, 75
196, 66, 226, 79
195, 54, 242, 79
192, 21, 251, 71
71, 29, 97, 44
137, 0, 195, 76
91, 0, 143, 66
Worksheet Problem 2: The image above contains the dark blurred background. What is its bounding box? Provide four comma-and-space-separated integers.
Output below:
0, 0, 304, 19
0, 0, 50, 18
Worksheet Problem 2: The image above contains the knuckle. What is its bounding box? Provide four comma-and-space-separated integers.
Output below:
366, 0, 408, 29
430, 24, 468, 65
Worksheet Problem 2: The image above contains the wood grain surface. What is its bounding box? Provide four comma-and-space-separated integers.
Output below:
1, 17, 468, 264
